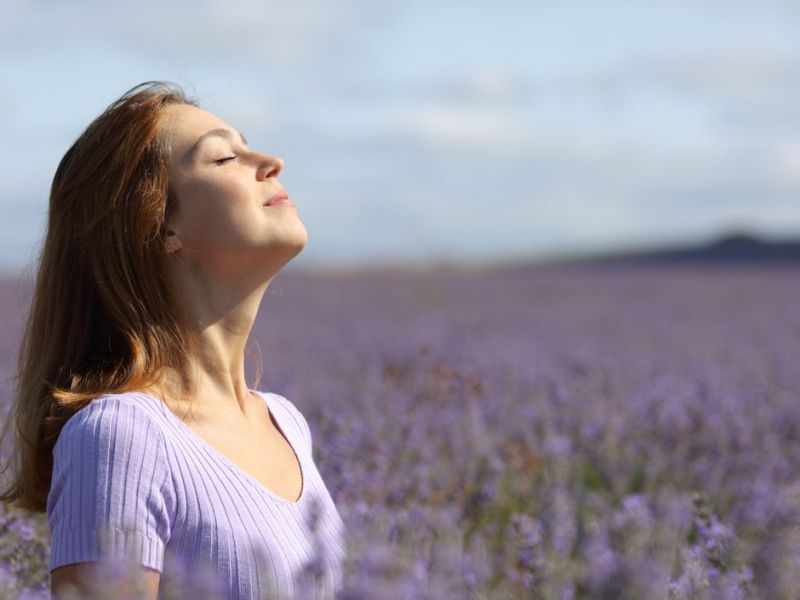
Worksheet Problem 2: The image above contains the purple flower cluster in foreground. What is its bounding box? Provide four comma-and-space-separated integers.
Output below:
1, 264, 799, 598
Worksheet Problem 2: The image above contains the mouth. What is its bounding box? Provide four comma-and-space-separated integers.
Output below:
264, 191, 295, 207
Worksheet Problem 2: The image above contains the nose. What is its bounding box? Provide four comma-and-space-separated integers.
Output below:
257, 154, 284, 180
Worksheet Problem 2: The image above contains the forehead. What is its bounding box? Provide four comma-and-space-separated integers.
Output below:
161, 104, 235, 162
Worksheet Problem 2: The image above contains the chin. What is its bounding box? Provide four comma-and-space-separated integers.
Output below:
289, 221, 309, 253
276, 227, 308, 263
286, 238, 306, 260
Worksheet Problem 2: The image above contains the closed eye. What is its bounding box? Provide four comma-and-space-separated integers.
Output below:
215, 156, 237, 165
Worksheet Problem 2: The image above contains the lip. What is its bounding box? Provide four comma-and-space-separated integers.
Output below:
264, 191, 295, 207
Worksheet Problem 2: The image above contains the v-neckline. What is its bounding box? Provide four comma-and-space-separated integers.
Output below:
137, 390, 307, 507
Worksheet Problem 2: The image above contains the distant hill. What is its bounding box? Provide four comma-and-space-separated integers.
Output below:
537, 231, 800, 267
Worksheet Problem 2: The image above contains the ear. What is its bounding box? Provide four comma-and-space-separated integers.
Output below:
164, 230, 184, 254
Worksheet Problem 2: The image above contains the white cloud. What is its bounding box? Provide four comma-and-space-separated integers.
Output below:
1, 0, 799, 272
462, 68, 520, 103
0, 0, 389, 65
393, 105, 532, 160
768, 141, 800, 186
205, 94, 278, 137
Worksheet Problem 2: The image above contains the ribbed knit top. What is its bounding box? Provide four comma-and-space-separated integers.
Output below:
47, 390, 347, 599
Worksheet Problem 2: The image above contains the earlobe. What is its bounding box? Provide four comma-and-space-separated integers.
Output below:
165, 230, 183, 254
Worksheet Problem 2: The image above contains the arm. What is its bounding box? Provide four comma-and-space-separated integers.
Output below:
51, 563, 160, 599
47, 397, 174, 596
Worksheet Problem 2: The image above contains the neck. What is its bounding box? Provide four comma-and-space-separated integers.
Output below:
152, 263, 276, 417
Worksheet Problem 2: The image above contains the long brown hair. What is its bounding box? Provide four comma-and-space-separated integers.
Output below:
0, 81, 261, 512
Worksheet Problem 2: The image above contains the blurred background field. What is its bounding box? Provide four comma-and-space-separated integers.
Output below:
2, 257, 800, 597
2, 0, 800, 597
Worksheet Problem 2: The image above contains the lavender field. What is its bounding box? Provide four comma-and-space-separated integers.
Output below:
2, 264, 800, 598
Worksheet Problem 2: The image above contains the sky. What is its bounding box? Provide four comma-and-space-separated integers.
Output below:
1, 0, 799, 273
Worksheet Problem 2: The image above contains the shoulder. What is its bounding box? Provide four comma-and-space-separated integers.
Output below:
255, 391, 313, 450
48, 392, 175, 517
48, 392, 175, 575
262, 391, 303, 419
54, 392, 167, 455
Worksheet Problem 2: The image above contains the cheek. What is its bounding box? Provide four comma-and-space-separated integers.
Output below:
174, 178, 255, 241
181, 180, 235, 219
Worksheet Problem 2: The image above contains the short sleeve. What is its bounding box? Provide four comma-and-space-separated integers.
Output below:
269, 393, 313, 452
47, 396, 175, 574
296, 406, 313, 452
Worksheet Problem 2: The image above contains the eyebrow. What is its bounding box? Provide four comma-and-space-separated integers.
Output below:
186, 128, 248, 160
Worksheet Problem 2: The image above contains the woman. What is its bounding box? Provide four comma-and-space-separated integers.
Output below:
0, 81, 346, 599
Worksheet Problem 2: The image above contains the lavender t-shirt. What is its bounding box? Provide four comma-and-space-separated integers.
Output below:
47, 390, 347, 599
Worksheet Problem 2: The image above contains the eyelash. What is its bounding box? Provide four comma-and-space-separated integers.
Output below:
215, 156, 237, 165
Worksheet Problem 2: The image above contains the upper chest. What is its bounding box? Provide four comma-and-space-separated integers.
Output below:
177, 401, 304, 504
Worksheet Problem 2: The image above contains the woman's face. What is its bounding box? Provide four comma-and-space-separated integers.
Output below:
161, 103, 307, 273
